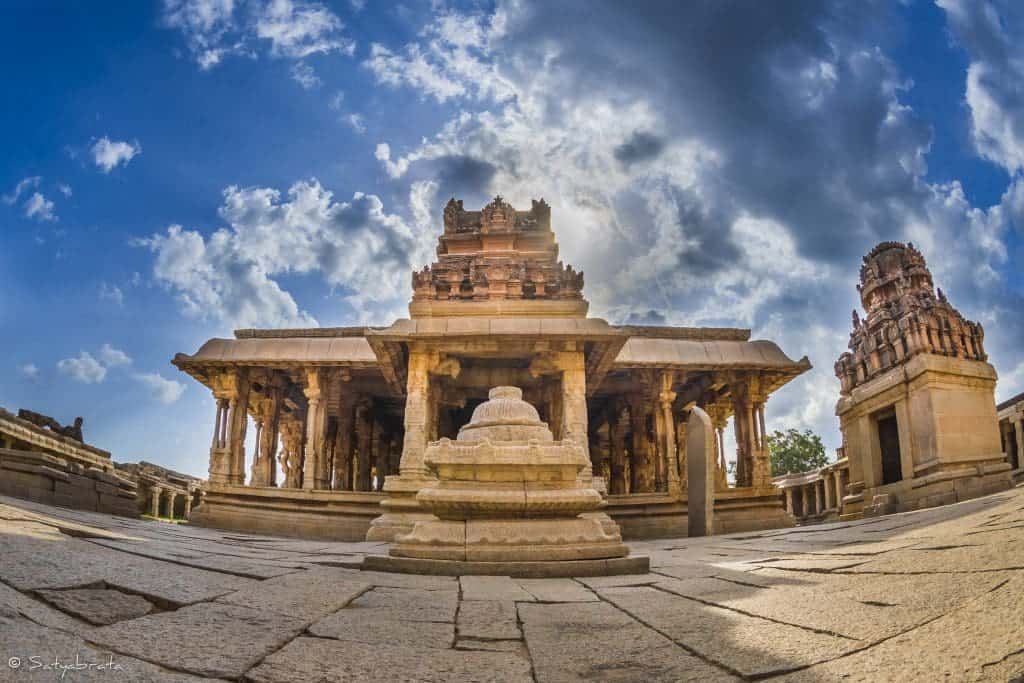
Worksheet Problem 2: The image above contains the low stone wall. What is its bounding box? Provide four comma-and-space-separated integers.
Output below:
605, 488, 794, 539
0, 448, 137, 516
190, 485, 385, 541
191, 484, 795, 542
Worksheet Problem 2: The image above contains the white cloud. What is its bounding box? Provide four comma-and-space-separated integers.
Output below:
91, 137, 141, 173
99, 282, 125, 306
329, 90, 344, 110
18, 363, 40, 380
345, 113, 366, 134
58, 183, 72, 198
363, 9, 514, 103
290, 60, 321, 89
163, 0, 242, 69
256, 0, 354, 58
3, 176, 40, 204
135, 372, 187, 404
140, 179, 433, 327
57, 352, 107, 384
163, 0, 353, 73
23, 192, 56, 222
99, 343, 132, 367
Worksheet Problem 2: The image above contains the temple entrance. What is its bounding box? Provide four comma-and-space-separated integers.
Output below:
877, 412, 902, 485
1006, 428, 1019, 470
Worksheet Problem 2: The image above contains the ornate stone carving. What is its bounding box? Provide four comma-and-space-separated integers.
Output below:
17, 409, 83, 442
390, 386, 629, 563
836, 242, 987, 393
411, 197, 586, 314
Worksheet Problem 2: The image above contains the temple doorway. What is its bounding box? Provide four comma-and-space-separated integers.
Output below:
877, 412, 902, 485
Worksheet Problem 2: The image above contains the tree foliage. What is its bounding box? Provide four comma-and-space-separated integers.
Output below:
767, 428, 828, 476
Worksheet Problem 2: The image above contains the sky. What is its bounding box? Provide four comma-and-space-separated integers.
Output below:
2, 0, 1023, 479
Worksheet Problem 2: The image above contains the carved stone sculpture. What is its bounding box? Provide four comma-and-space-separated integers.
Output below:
17, 409, 83, 442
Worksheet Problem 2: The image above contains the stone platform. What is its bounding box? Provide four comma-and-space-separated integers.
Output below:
1, 487, 1022, 681
363, 554, 649, 578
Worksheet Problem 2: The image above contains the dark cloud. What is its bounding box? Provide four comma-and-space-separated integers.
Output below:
614, 131, 665, 166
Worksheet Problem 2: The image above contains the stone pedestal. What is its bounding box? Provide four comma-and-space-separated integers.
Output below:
372, 387, 643, 576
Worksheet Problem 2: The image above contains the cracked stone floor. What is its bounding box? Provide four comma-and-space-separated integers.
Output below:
1, 487, 1023, 682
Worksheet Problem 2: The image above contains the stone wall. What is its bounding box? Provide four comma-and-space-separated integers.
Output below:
0, 448, 138, 516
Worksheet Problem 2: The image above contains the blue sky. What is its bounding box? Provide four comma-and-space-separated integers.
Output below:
2, 0, 1022, 477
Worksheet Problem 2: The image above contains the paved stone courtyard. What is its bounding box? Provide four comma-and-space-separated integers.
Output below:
1, 488, 1022, 682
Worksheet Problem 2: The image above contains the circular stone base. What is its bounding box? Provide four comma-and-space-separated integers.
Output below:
360, 554, 650, 578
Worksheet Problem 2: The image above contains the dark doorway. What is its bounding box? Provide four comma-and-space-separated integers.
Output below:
1007, 428, 1019, 470
877, 414, 902, 485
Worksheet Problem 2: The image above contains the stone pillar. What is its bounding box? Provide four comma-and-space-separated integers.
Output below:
1014, 418, 1023, 470
149, 486, 162, 517
367, 349, 459, 542
208, 369, 249, 486
731, 383, 750, 487
556, 348, 588, 455
824, 473, 835, 509
608, 402, 628, 495
250, 387, 281, 488
333, 392, 354, 491
398, 348, 433, 478
355, 400, 373, 492
814, 481, 822, 515
372, 420, 387, 492
784, 487, 794, 515
302, 368, 331, 490
655, 371, 679, 495
750, 380, 772, 489
835, 469, 846, 510
675, 409, 688, 491
629, 395, 655, 493
277, 418, 303, 488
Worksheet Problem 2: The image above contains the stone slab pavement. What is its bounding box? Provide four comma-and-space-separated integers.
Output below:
0, 487, 1022, 681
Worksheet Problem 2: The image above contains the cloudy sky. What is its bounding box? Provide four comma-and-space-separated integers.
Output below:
2, 0, 1022, 478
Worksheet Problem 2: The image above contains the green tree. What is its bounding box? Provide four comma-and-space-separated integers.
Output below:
767, 428, 828, 476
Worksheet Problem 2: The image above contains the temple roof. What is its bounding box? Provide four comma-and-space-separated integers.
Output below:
616, 338, 809, 371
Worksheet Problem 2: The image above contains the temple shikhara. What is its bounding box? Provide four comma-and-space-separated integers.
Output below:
172, 197, 812, 542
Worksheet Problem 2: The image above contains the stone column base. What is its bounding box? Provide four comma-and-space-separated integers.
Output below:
365, 474, 436, 541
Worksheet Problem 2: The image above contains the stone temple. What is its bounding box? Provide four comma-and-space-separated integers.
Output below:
835, 241, 1014, 516
173, 196, 812, 543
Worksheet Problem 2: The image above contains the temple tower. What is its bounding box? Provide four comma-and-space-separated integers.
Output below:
835, 242, 1012, 517
410, 196, 586, 318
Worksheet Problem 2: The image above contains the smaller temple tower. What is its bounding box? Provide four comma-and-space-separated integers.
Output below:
835, 242, 1012, 517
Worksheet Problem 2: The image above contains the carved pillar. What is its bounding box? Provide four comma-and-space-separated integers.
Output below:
608, 401, 628, 495
398, 348, 433, 478
210, 369, 250, 486
372, 420, 387, 492
333, 391, 354, 491
629, 393, 655, 493
302, 368, 330, 490
278, 418, 303, 488
675, 408, 688, 491
149, 486, 162, 517
731, 382, 750, 488
656, 371, 679, 495
355, 399, 373, 491
250, 387, 281, 488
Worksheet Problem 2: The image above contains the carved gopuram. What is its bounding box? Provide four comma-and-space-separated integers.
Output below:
835, 242, 1014, 518
173, 197, 811, 541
